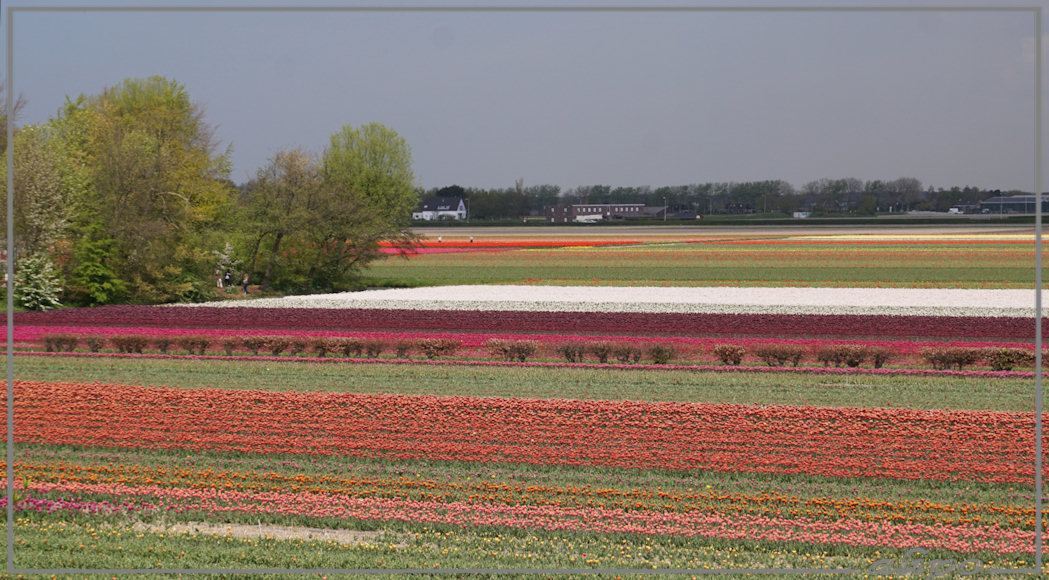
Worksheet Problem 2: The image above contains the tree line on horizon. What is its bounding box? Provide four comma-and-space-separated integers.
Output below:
423, 178, 1008, 220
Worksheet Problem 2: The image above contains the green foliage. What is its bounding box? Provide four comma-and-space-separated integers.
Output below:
66, 225, 127, 306
55, 76, 234, 304
239, 124, 421, 293
14, 253, 63, 311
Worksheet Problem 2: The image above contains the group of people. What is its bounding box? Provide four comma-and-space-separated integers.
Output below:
216, 270, 250, 294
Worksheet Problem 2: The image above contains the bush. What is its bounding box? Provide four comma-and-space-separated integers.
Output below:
41, 333, 79, 353
587, 341, 617, 364
712, 344, 746, 366
836, 345, 869, 368
330, 337, 364, 358
362, 338, 386, 358
288, 337, 308, 356
647, 343, 676, 365
110, 334, 149, 354
554, 342, 586, 363
919, 347, 982, 370
507, 340, 542, 362
416, 338, 461, 359
242, 335, 268, 356
867, 346, 896, 369
751, 343, 808, 367
812, 344, 871, 368
84, 335, 105, 353
483, 339, 512, 361
484, 339, 541, 362
153, 336, 175, 354
220, 336, 241, 356
392, 339, 417, 359
612, 343, 642, 364
175, 335, 212, 356
981, 347, 1035, 371
265, 336, 291, 356
309, 337, 333, 358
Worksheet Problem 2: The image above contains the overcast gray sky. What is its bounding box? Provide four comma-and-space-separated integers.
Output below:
3, 1, 1045, 193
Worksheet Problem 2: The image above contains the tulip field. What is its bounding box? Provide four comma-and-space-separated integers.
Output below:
5, 226, 1049, 576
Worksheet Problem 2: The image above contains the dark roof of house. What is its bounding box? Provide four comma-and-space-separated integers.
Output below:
419, 197, 463, 211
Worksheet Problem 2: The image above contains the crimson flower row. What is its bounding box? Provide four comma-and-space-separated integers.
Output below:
14, 306, 1044, 340
5, 381, 1046, 485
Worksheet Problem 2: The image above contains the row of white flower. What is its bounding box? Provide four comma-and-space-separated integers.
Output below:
187, 285, 1038, 317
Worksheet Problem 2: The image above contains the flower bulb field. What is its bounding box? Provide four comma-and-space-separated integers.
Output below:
6, 225, 1049, 576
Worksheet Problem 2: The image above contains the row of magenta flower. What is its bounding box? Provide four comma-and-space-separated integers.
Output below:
14, 305, 1042, 339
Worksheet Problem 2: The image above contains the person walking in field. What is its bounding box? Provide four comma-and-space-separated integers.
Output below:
242, 273, 250, 294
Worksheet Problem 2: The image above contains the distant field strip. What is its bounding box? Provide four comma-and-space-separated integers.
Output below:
188, 285, 1035, 316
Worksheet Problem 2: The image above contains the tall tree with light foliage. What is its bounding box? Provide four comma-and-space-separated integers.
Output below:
241, 123, 418, 292
56, 76, 234, 303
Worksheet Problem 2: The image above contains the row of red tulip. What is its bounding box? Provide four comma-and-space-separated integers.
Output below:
5, 381, 1045, 485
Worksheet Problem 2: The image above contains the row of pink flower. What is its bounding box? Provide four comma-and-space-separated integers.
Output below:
17, 351, 1040, 378
21, 479, 1048, 556
9, 325, 1034, 359
2, 493, 156, 516
15, 306, 1043, 340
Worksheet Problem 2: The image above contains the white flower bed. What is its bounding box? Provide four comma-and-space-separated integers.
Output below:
182, 285, 1038, 317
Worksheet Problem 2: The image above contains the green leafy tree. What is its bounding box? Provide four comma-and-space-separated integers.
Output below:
56, 76, 234, 303
245, 122, 418, 291
64, 224, 127, 306
241, 148, 322, 289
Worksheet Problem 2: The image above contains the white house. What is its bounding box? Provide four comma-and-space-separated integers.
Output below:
413, 197, 467, 221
